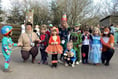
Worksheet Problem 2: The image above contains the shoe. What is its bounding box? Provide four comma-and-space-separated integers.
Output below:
32, 59, 35, 64
102, 60, 105, 64
72, 64, 75, 67
23, 60, 27, 63
54, 63, 58, 68
79, 60, 82, 63
3, 69, 12, 72
65, 63, 69, 67
95, 63, 100, 66
44, 61, 48, 65
51, 64, 55, 68
38, 61, 40, 64
58, 60, 63, 64
105, 63, 109, 66
76, 61, 80, 65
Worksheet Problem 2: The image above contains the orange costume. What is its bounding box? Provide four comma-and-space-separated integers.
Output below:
46, 27, 63, 68
102, 35, 114, 51
101, 27, 115, 66
46, 31, 63, 54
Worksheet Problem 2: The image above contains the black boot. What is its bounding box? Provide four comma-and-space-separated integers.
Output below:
51, 64, 55, 68
54, 63, 57, 68
32, 57, 35, 64
105, 60, 110, 66
102, 59, 105, 64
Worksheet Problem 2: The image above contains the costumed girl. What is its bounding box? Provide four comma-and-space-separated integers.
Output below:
45, 27, 63, 68
1, 25, 20, 72
88, 27, 102, 65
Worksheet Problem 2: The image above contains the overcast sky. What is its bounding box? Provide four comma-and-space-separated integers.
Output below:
1, 0, 52, 10
1, 0, 117, 10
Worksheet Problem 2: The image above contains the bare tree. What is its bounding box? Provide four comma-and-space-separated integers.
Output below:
53, 0, 92, 25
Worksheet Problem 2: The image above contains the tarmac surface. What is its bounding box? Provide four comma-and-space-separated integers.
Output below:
0, 45, 118, 79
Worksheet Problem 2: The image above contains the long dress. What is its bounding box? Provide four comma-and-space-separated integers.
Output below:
88, 35, 102, 64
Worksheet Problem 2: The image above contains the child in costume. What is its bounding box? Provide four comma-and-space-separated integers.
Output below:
114, 25, 118, 44
1, 26, 20, 72
70, 23, 82, 65
46, 27, 63, 68
88, 27, 102, 65
81, 28, 92, 64
34, 25, 40, 37
64, 41, 76, 67
38, 25, 49, 64
48, 24, 53, 32
101, 27, 115, 66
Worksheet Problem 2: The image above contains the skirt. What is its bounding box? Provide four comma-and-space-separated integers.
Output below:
45, 45, 63, 54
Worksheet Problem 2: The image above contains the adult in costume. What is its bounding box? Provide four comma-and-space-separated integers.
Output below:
59, 14, 71, 61
101, 27, 115, 66
18, 22, 39, 63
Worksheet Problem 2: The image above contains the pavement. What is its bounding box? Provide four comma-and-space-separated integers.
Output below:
0, 46, 118, 79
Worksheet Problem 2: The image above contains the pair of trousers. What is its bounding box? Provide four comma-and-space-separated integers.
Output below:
21, 47, 38, 61
64, 56, 73, 65
81, 45, 89, 63
101, 48, 114, 64
40, 48, 47, 62
4, 56, 11, 69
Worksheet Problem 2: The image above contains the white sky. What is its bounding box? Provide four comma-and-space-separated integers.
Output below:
1, 0, 117, 10
1, 0, 52, 10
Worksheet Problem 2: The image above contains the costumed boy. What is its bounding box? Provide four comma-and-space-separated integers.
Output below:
70, 23, 82, 65
64, 41, 76, 67
46, 27, 63, 68
38, 25, 49, 64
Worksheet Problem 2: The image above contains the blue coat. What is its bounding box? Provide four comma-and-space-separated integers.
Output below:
64, 49, 76, 62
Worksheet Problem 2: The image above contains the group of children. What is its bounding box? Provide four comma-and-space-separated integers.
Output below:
1, 14, 115, 72
30, 21, 114, 68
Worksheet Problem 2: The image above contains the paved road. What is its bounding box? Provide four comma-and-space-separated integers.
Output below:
0, 46, 118, 79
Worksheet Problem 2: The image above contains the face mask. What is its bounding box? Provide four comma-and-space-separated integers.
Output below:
104, 32, 108, 34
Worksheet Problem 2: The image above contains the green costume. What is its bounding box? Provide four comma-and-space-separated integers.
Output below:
70, 30, 82, 62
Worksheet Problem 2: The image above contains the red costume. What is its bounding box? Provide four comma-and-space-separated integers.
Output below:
46, 27, 63, 68
46, 35, 63, 54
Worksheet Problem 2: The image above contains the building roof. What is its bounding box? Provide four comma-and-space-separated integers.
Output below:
100, 15, 118, 22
